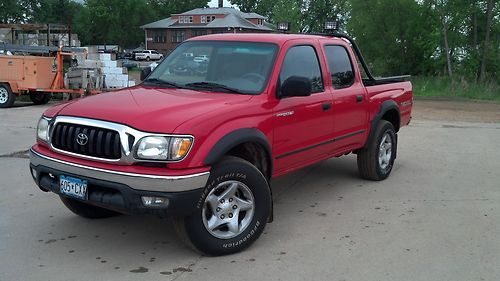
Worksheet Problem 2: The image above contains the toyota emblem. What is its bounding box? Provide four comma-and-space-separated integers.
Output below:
76, 133, 89, 146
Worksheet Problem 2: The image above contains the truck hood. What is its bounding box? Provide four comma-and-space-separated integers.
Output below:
56, 86, 253, 133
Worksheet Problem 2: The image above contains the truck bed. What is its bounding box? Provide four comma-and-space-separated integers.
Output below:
362, 75, 411, 87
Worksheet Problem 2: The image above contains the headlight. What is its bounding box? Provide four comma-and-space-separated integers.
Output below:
135, 136, 193, 161
37, 117, 50, 142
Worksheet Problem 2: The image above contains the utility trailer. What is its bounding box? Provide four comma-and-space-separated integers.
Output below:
0, 45, 99, 108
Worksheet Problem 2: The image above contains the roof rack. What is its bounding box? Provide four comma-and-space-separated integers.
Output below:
310, 32, 411, 84
275, 20, 411, 85
310, 32, 377, 81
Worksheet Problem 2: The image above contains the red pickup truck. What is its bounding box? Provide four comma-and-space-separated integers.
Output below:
30, 33, 412, 256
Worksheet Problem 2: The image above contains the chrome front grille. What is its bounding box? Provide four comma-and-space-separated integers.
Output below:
51, 122, 121, 160
47, 116, 193, 165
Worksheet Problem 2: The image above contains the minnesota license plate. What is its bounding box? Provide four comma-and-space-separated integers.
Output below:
60, 175, 88, 200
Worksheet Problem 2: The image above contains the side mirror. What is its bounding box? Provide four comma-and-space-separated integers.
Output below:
140, 67, 152, 81
279, 76, 312, 98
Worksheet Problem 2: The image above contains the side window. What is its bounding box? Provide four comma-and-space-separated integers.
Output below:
280, 45, 324, 93
324, 45, 355, 89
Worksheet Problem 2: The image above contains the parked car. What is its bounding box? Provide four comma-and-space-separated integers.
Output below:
134, 50, 163, 61
194, 55, 209, 63
121, 59, 137, 69
148, 57, 165, 71
30, 32, 413, 256
131, 50, 142, 60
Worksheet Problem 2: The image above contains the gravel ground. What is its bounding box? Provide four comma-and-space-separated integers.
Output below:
0, 98, 499, 281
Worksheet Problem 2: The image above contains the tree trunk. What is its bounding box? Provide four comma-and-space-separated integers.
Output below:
479, 0, 495, 82
443, 20, 453, 78
472, 1, 478, 51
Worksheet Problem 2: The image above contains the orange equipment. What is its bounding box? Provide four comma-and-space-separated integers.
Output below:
0, 47, 100, 108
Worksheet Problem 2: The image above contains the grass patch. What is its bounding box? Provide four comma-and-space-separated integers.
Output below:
411, 76, 500, 101
128, 66, 142, 73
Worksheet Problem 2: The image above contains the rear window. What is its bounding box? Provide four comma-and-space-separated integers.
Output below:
324, 45, 355, 89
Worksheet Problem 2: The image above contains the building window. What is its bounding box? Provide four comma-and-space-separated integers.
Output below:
191, 30, 207, 37
153, 30, 166, 43
201, 15, 216, 23
179, 16, 193, 24
258, 19, 263, 25
172, 30, 185, 43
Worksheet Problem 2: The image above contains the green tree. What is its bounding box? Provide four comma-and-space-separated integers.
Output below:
229, 0, 274, 18
348, 0, 438, 76
0, 0, 39, 23
73, 0, 209, 47
31, 0, 83, 25
302, 0, 350, 32
271, 0, 302, 32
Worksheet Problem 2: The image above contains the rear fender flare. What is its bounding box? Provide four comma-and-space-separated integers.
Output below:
366, 100, 400, 150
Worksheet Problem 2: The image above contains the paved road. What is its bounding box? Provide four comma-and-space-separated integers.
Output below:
1, 101, 499, 281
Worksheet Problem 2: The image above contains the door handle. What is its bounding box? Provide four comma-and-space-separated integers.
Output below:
356, 95, 363, 102
322, 102, 332, 111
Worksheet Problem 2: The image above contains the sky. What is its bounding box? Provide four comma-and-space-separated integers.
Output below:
208, 0, 234, 8
72, 0, 235, 7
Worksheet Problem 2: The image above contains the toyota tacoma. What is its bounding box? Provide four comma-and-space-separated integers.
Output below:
30, 32, 412, 256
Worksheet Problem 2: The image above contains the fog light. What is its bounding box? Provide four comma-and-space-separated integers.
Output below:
141, 196, 169, 208
31, 168, 37, 179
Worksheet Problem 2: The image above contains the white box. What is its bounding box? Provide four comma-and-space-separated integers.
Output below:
99, 53, 112, 61
79, 60, 102, 68
101, 60, 117, 67
101, 67, 122, 74
105, 74, 128, 81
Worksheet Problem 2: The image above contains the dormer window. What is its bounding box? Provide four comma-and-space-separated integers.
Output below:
179, 16, 193, 24
201, 15, 216, 23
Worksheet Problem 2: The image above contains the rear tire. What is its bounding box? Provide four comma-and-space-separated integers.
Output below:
357, 120, 397, 180
60, 196, 121, 219
174, 157, 271, 256
29, 92, 52, 105
0, 83, 16, 108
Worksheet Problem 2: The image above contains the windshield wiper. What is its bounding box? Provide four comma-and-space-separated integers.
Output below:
143, 78, 184, 89
184, 82, 246, 94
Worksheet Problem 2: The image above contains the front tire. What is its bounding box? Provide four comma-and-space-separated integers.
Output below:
29, 92, 52, 105
357, 120, 397, 180
0, 83, 16, 108
60, 196, 121, 219
175, 157, 271, 256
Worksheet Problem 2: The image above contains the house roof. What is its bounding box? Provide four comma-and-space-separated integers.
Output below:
141, 7, 270, 30
141, 17, 176, 29
205, 13, 271, 30
180, 7, 267, 19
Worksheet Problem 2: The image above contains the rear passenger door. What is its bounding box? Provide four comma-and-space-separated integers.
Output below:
273, 43, 334, 173
324, 45, 368, 151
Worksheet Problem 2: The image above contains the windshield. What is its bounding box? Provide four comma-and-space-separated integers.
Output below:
146, 41, 278, 95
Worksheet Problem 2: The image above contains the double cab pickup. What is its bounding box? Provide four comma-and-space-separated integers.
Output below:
30, 33, 412, 255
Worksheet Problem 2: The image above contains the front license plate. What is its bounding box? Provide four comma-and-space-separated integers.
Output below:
60, 175, 88, 200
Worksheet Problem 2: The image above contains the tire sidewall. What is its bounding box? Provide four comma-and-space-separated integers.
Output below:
184, 158, 271, 255
0, 84, 15, 108
375, 122, 397, 179
30, 92, 52, 104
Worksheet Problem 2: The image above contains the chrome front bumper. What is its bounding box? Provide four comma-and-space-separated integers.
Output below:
29, 149, 210, 192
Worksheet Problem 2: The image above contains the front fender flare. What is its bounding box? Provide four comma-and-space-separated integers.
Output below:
203, 128, 274, 222
203, 128, 272, 169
